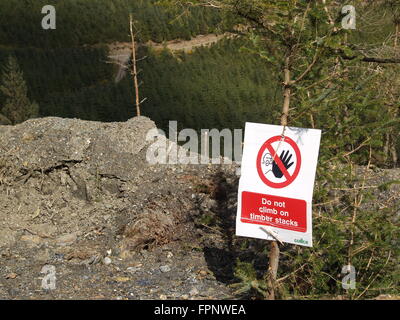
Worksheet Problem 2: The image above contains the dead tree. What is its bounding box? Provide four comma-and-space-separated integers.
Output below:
129, 14, 147, 117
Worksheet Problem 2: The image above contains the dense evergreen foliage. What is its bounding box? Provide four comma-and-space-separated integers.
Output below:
0, 38, 281, 130
0, 46, 115, 119
0, 0, 231, 48
163, 0, 399, 299
138, 39, 281, 131
0, 56, 38, 124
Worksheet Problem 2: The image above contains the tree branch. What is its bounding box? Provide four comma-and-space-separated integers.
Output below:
342, 53, 400, 64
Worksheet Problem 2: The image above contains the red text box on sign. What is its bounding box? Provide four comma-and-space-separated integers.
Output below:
241, 191, 307, 233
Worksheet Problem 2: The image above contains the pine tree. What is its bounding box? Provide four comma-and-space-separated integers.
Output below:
0, 55, 39, 124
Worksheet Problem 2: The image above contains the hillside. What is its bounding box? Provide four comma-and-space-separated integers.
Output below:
109, 33, 232, 82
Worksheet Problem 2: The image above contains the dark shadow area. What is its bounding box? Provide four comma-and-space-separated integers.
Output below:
202, 170, 237, 284
195, 169, 269, 287
202, 247, 236, 284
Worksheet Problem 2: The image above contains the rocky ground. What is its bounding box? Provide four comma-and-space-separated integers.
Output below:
0, 116, 398, 300
0, 116, 242, 299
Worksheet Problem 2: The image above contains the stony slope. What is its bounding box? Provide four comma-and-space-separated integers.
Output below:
0, 116, 238, 299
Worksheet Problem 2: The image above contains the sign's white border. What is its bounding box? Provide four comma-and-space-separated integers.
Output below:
236, 122, 322, 247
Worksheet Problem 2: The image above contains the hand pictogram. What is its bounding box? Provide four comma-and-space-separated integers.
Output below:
272, 150, 294, 178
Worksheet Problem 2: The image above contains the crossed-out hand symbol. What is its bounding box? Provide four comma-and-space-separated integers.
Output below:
272, 150, 294, 179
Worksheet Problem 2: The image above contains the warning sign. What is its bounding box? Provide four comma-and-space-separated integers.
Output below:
256, 135, 301, 188
241, 192, 307, 232
236, 123, 321, 247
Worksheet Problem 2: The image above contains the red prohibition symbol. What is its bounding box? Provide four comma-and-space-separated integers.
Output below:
256, 135, 301, 188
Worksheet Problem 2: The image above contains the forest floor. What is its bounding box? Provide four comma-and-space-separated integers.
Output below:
0, 117, 398, 300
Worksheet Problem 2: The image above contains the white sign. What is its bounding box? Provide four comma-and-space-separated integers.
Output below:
236, 122, 321, 247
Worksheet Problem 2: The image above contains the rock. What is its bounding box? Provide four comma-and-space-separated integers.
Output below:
159, 294, 167, 300
103, 257, 112, 265
30, 223, 58, 238
4, 273, 17, 279
83, 254, 102, 266
198, 270, 208, 278
114, 277, 130, 283
126, 266, 140, 273
189, 287, 199, 296
56, 232, 79, 246
160, 265, 171, 273
36, 248, 51, 263
65, 247, 96, 261
20, 234, 42, 246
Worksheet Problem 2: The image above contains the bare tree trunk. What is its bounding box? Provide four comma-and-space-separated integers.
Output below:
130, 14, 141, 117
391, 23, 399, 166
391, 137, 398, 166
266, 56, 292, 300
281, 57, 292, 127
267, 241, 280, 299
